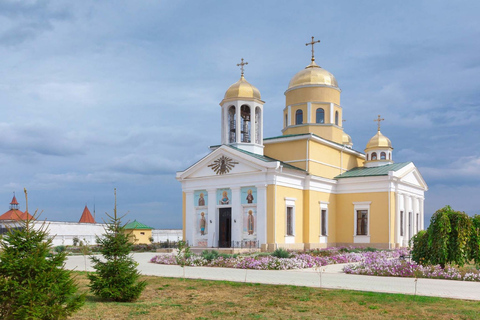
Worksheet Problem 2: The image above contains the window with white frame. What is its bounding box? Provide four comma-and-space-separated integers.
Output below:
285, 198, 296, 237
353, 202, 371, 243
400, 211, 404, 236
416, 213, 419, 233
319, 201, 329, 237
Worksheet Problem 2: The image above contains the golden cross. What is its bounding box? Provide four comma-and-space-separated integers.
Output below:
305, 36, 321, 62
237, 58, 248, 76
374, 115, 385, 131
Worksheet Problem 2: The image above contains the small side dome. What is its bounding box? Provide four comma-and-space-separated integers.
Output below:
288, 61, 338, 90
366, 130, 392, 150
224, 75, 261, 100
342, 132, 353, 147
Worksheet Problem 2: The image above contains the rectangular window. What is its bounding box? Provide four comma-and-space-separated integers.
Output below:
321, 209, 327, 236
409, 212, 412, 235
416, 213, 419, 233
400, 211, 404, 236
356, 210, 368, 236
286, 207, 294, 236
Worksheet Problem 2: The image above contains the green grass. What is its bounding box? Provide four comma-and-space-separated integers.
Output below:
70, 273, 480, 319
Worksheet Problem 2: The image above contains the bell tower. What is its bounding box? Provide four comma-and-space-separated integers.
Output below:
220, 59, 265, 155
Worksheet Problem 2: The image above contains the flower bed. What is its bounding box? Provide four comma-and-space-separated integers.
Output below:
343, 255, 480, 282
150, 247, 405, 271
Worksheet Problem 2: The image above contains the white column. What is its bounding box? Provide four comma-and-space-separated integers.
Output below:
251, 104, 256, 145
395, 193, 401, 244
420, 198, 425, 231
256, 184, 267, 245
185, 191, 195, 246
207, 188, 217, 247
403, 194, 409, 246
235, 102, 241, 143
231, 187, 241, 244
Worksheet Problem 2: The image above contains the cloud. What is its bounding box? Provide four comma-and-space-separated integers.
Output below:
420, 156, 480, 183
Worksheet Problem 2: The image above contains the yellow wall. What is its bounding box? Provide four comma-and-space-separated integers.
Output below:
266, 185, 276, 243
302, 190, 337, 244
264, 140, 307, 171
125, 229, 152, 245
274, 185, 304, 243
336, 192, 390, 245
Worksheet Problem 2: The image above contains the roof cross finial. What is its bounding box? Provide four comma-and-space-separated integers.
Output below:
306, 36, 321, 62
374, 115, 385, 131
237, 58, 248, 77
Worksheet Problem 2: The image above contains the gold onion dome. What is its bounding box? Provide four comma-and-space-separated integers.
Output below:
224, 75, 261, 100
366, 130, 392, 149
342, 132, 353, 146
288, 61, 338, 89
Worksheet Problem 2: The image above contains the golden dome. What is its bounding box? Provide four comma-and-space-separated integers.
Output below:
224, 75, 261, 100
366, 130, 392, 150
288, 61, 338, 89
342, 132, 353, 146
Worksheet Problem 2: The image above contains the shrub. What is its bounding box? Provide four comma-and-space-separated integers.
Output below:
272, 248, 291, 258
54, 245, 66, 253
88, 189, 146, 302
0, 190, 85, 319
202, 250, 220, 261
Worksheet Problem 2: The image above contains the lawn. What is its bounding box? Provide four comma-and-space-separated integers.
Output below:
71, 272, 480, 320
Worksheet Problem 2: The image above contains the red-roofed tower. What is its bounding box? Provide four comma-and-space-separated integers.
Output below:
79, 205, 96, 223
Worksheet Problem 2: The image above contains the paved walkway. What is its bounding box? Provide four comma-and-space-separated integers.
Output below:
65, 252, 480, 301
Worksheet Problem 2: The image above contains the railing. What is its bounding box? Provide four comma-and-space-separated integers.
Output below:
218, 240, 259, 249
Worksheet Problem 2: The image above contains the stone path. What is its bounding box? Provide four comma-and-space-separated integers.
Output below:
65, 252, 480, 301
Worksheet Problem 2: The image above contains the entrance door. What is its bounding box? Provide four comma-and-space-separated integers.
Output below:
218, 208, 232, 248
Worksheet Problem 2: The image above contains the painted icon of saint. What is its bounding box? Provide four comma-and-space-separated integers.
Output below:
200, 212, 206, 235
220, 190, 230, 205
246, 189, 254, 203
248, 210, 254, 235
198, 193, 205, 206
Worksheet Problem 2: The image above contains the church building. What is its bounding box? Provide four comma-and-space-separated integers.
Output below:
176, 38, 427, 250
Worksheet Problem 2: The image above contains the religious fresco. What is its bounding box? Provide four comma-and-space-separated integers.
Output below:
241, 187, 257, 204
197, 209, 208, 236
243, 207, 256, 237
194, 190, 208, 207
216, 188, 231, 205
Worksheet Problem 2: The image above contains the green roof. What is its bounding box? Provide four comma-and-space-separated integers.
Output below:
227, 146, 305, 172
335, 162, 411, 179
124, 220, 153, 230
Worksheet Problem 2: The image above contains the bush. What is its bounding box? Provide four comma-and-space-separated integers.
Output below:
272, 248, 291, 258
54, 245, 66, 253
0, 190, 84, 319
88, 189, 146, 302
202, 250, 220, 261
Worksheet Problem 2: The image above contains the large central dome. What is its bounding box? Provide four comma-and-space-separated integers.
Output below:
288, 61, 338, 89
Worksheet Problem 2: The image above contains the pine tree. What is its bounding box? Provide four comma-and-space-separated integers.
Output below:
88, 188, 146, 302
0, 189, 85, 320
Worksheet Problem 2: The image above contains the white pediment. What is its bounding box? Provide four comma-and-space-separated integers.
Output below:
397, 165, 428, 190
177, 146, 277, 180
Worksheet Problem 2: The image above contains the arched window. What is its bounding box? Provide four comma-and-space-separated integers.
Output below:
316, 108, 325, 124
388, 153, 391, 160
228, 106, 236, 143
285, 114, 288, 128
371, 152, 377, 160
366, 154, 369, 161
380, 152, 386, 160
295, 110, 303, 125
335, 111, 339, 125
240, 105, 251, 143
255, 107, 261, 144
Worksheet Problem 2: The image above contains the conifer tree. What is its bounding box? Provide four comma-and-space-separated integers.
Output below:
88, 188, 146, 302
0, 189, 85, 320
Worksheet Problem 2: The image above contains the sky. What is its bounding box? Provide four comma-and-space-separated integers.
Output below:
0, 0, 479, 229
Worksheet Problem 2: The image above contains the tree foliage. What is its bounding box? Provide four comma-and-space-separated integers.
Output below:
0, 190, 85, 320
412, 205, 473, 268
88, 189, 146, 302
469, 214, 480, 265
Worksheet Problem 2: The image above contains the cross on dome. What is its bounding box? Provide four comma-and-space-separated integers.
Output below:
305, 36, 321, 62
237, 58, 248, 77
374, 115, 385, 131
